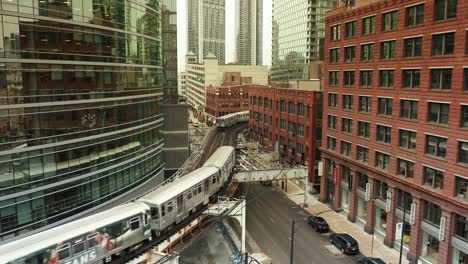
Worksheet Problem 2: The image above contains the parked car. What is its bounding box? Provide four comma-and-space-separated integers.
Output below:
358, 257, 386, 264
329, 233, 359, 254
307, 216, 330, 233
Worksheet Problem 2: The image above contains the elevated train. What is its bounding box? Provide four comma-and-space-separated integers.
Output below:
216, 111, 249, 130
0, 146, 236, 264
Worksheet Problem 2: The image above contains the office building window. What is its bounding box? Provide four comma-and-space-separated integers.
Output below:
406, 4, 425, 26
404, 37, 423, 57
377, 125, 392, 144
360, 70, 373, 87
425, 135, 447, 158
297, 103, 304, 117
288, 122, 296, 134
376, 151, 390, 171
280, 100, 286, 112
432, 32, 455, 56
399, 129, 416, 150
382, 10, 398, 31
359, 96, 372, 113
342, 94, 353, 110
376, 181, 389, 199
455, 177, 468, 201
288, 101, 295, 114
423, 201, 442, 226
329, 71, 339, 86
402, 69, 420, 89
344, 71, 355, 86
327, 137, 337, 151
379, 70, 395, 88
378, 98, 393, 116
458, 141, 468, 164
362, 16, 376, 35
345, 46, 356, 62
297, 124, 304, 137
330, 48, 340, 63
357, 172, 368, 190
341, 141, 352, 157
400, 100, 419, 120
280, 119, 286, 130
428, 102, 449, 124
358, 121, 371, 138
357, 146, 369, 163
361, 43, 374, 61
342, 118, 353, 133
328, 93, 338, 108
434, 0, 457, 21
331, 24, 341, 41
397, 158, 414, 179
462, 106, 468, 128
345, 20, 357, 38
430, 69, 452, 90
328, 115, 337, 130
455, 214, 468, 241
464, 68, 468, 90
381, 40, 396, 59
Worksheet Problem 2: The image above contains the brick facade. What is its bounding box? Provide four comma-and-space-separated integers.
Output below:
248, 85, 323, 189
322, 0, 468, 263
205, 84, 252, 119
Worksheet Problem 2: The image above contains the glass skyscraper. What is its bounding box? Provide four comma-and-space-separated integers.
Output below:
0, 0, 164, 240
271, 0, 336, 83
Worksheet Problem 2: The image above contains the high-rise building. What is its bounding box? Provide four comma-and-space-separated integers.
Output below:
321, 1, 468, 263
271, 0, 336, 83
236, 0, 263, 65
0, 0, 164, 241
187, 0, 226, 64
162, 0, 178, 104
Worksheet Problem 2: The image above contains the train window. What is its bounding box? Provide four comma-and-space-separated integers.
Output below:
73, 239, 85, 254
212, 176, 216, 184
130, 217, 140, 230
161, 206, 166, 217
144, 214, 149, 225
151, 207, 159, 219
197, 184, 202, 193
187, 192, 192, 200
57, 244, 71, 259
167, 202, 173, 212
217, 175, 220, 183
87, 233, 98, 248
192, 189, 197, 196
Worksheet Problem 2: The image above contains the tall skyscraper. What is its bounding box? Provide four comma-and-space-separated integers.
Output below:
236, 0, 263, 65
0, 0, 164, 240
187, 0, 226, 64
162, 0, 178, 104
271, 0, 336, 83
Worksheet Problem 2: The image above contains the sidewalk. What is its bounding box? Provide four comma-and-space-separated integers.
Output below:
278, 180, 408, 264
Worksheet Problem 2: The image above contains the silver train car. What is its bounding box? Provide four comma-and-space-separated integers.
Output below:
203, 146, 235, 184
216, 111, 249, 129
0, 202, 151, 264
0, 146, 235, 264
137, 167, 222, 235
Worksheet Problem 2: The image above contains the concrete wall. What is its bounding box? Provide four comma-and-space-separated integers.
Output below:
162, 104, 189, 176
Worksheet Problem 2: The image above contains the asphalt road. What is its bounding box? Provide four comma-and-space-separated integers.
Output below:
235, 183, 360, 264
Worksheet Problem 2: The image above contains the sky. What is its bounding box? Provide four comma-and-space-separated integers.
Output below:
177, 0, 272, 73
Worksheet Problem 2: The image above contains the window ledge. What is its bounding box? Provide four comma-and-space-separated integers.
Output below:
428, 89, 451, 92
377, 141, 392, 146
358, 136, 370, 140
432, 17, 457, 24
379, 87, 394, 89
405, 23, 425, 28
424, 154, 446, 161
358, 111, 371, 115
377, 114, 393, 118
398, 147, 417, 153
403, 56, 422, 60
456, 162, 468, 168
431, 54, 455, 58
359, 86, 373, 89
427, 122, 449, 127
399, 118, 419, 122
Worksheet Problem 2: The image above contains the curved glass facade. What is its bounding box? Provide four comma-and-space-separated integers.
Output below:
0, 0, 164, 240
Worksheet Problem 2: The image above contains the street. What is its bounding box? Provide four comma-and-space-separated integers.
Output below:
236, 183, 360, 264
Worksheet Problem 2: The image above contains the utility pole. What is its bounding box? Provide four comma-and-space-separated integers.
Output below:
290, 219, 295, 264
399, 193, 406, 264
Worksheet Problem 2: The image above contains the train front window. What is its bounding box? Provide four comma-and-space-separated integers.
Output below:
87, 233, 98, 248
151, 207, 159, 219
57, 245, 70, 259
130, 217, 140, 230
73, 240, 85, 254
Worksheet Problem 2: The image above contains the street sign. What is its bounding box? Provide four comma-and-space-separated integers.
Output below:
365, 182, 371, 201
439, 216, 446, 241
409, 203, 416, 225
385, 191, 392, 212
395, 222, 403, 240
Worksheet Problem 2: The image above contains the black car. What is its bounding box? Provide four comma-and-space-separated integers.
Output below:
329, 233, 359, 254
307, 216, 330, 232
358, 257, 386, 264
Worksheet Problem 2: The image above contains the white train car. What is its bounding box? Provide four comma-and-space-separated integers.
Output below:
138, 167, 222, 235
216, 111, 249, 129
202, 146, 235, 183
0, 202, 151, 264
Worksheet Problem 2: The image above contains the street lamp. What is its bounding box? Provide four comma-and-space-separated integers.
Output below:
290, 208, 344, 264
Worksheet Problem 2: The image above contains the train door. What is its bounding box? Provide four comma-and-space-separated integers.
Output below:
176, 195, 184, 223
203, 179, 210, 204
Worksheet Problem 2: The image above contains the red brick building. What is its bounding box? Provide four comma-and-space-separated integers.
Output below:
321, 1, 468, 263
205, 84, 251, 119
249, 81, 323, 189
